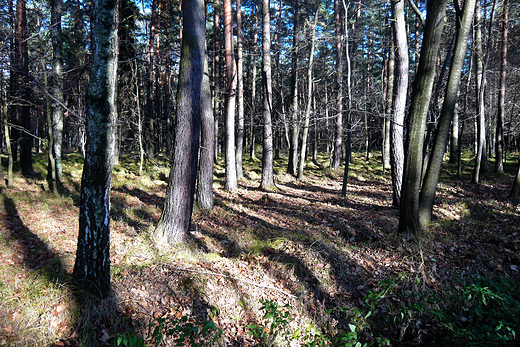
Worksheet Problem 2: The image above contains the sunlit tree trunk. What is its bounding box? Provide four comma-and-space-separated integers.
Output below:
287, 0, 301, 176
390, 0, 408, 207
236, 0, 244, 179
154, 0, 206, 244
382, 1, 393, 173
399, 0, 448, 234
331, 0, 343, 170
223, 0, 237, 191
73, 0, 119, 298
260, 0, 275, 190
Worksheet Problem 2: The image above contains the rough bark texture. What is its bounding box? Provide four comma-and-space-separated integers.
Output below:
154, 0, 205, 244
419, 0, 476, 227
236, 0, 244, 179
390, 0, 408, 207
398, 0, 448, 234
73, 0, 119, 298
260, 0, 275, 190
197, 58, 215, 210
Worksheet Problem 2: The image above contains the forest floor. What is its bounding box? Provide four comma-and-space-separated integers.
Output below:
0, 152, 520, 347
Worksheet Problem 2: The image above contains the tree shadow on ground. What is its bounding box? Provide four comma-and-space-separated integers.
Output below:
2, 190, 134, 346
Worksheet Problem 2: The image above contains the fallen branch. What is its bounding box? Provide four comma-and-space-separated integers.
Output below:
127, 255, 297, 298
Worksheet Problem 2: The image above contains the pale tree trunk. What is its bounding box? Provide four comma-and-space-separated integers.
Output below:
510, 153, 520, 204
236, 0, 244, 179
341, 0, 352, 196
495, 0, 508, 174
473, 0, 496, 183
212, 2, 220, 162
287, 0, 301, 176
73, 0, 119, 298
249, 3, 258, 161
398, 0, 448, 234
297, 7, 318, 180
382, 1, 393, 172
419, 0, 476, 226
50, 0, 64, 181
331, 0, 343, 170
223, 0, 237, 191
154, 0, 205, 244
260, 0, 275, 190
390, 0, 408, 207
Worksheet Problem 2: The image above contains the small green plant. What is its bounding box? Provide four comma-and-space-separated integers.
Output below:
247, 299, 293, 346
117, 313, 221, 347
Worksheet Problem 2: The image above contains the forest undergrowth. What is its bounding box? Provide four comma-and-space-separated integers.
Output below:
0, 151, 519, 346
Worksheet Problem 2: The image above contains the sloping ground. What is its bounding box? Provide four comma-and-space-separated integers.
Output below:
0, 153, 519, 346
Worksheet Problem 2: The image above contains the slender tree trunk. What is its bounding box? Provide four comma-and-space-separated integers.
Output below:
390, 0, 408, 207
260, 0, 275, 190
298, 8, 318, 180
449, 98, 460, 164
73, 0, 119, 298
287, 0, 301, 176
331, 0, 343, 170
154, 0, 205, 244
398, 0, 449, 234
249, 3, 258, 161
419, 0, 476, 226
223, 0, 237, 191
510, 153, 520, 204
341, 0, 352, 196
212, 2, 221, 163
236, 0, 244, 179
50, 0, 64, 180
495, 0, 508, 174
15, 0, 33, 176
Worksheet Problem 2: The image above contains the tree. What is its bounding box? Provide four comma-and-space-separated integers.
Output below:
223, 0, 237, 191
73, 0, 119, 297
260, 0, 275, 190
287, 0, 301, 176
419, 0, 477, 226
389, 0, 408, 207
154, 0, 206, 244
399, 0, 449, 234
236, 0, 245, 179
331, 0, 343, 171
495, 0, 508, 174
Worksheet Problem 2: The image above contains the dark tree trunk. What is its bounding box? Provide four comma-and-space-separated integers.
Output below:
419, 0, 476, 227
73, 0, 119, 298
260, 0, 275, 190
15, 0, 33, 176
398, 0, 449, 234
155, 0, 205, 244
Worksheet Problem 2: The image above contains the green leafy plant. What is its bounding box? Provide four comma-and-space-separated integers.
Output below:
247, 299, 293, 346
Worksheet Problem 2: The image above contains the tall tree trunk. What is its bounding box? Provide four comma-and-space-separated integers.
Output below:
154, 0, 205, 244
495, 0, 508, 174
419, 0, 476, 227
73, 0, 119, 298
250, 3, 258, 161
473, 0, 496, 183
298, 8, 318, 180
287, 0, 301, 176
197, 56, 215, 210
398, 0, 449, 234
390, 0, 408, 207
15, 0, 33, 176
331, 0, 343, 170
383, 4, 394, 172
212, 1, 221, 162
223, 0, 237, 191
236, 0, 244, 179
50, 0, 64, 181
261, 0, 275, 190
341, 0, 352, 196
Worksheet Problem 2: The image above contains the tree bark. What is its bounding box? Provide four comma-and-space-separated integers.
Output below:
260, 0, 275, 190
331, 0, 343, 170
495, 0, 508, 174
154, 0, 205, 244
223, 0, 237, 191
73, 0, 119, 298
287, 0, 301, 176
398, 0, 448, 234
382, 1, 394, 173
236, 0, 244, 179
419, 0, 476, 227
390, 0, 408, 207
